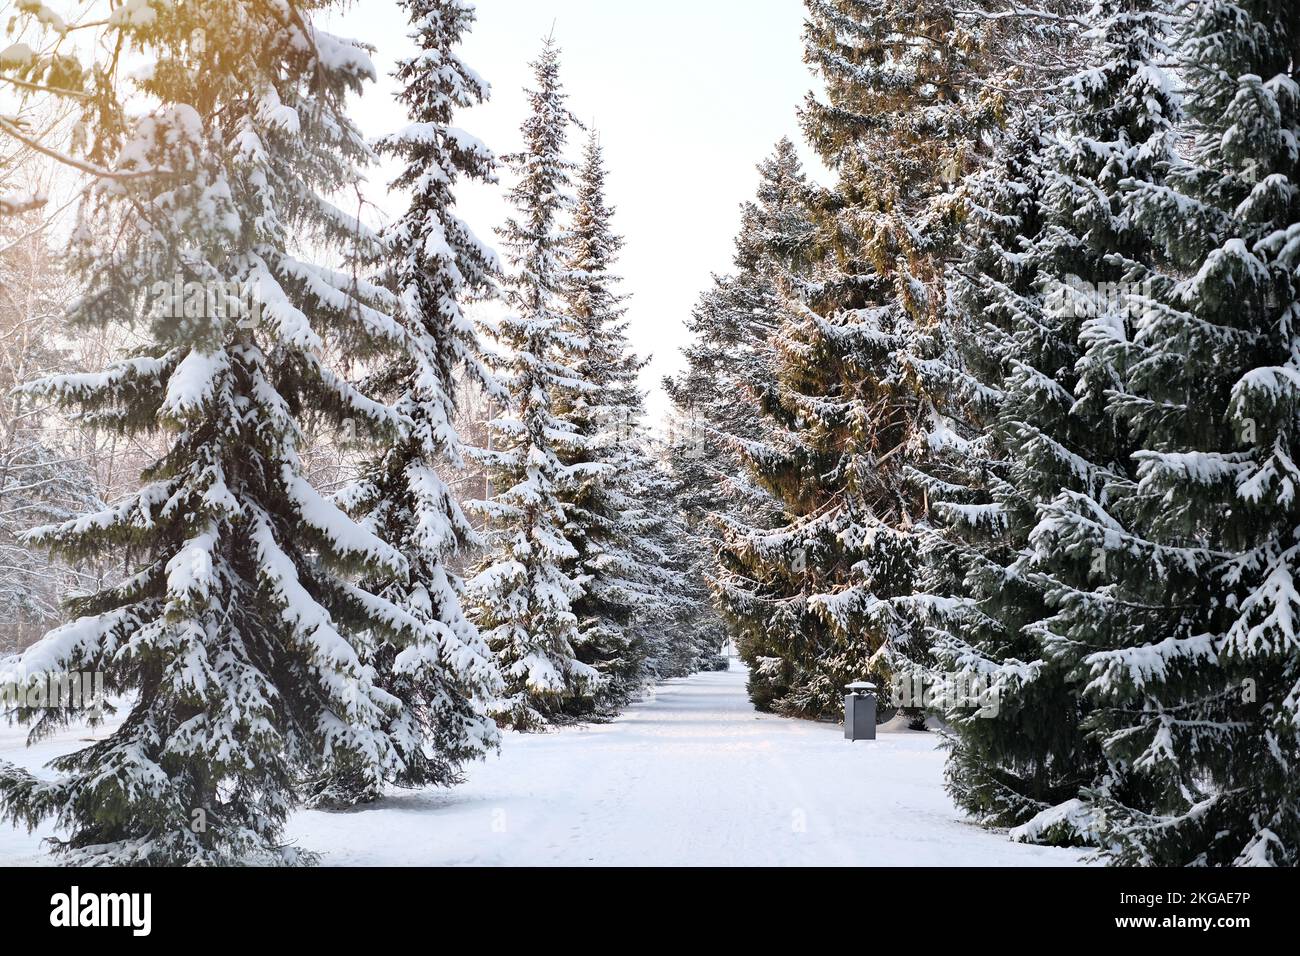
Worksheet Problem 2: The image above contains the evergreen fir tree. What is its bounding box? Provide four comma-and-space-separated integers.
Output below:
555, 132, 653, 714
0, 1, 415, 864
717, 0, 1002, 718
665, 137, 813, 537
561, 130, 731, 695
468, 38, 599, 731
315, 0, 503, 806
908, 106, 1070, 829
663, 138, 815, 697
1055, 0, 1300, 865
911, 0, 1180, 843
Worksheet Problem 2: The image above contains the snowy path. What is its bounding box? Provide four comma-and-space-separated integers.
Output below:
0, 663, 1086, 866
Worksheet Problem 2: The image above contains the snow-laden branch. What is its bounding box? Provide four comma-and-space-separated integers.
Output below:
0, 188, 46, 216
952, 4, 1090, 28
0, 116, 170, 183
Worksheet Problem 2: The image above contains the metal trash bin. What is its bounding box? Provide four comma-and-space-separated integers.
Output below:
844, 681, 877, 741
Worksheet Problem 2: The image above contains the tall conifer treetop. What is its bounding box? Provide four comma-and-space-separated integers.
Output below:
317, 0, 505, 806
468, 38, 600, 730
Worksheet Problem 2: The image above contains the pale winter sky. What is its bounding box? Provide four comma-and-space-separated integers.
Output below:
320, 0, 824, 423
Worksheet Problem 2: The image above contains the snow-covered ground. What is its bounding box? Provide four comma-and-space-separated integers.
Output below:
0, 662, 1087, 866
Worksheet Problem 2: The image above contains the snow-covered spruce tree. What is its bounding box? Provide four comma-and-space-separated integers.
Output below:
716, 0, 1006, 718
663, 138, 815, 694
1017, 0, 1182, 844
911, 0, 1181, 844
0, 3, 414, 865
313, 0, 503, 806
907, 107, 1073, 830
469, 39, 599, 731
554, 132, 654, 715
1058, 0, 1300, 865
559, 134, 730, 699
664, 137, 813, 540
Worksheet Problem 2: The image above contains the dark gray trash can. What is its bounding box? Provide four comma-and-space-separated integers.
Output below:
844, 681, 877, 741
